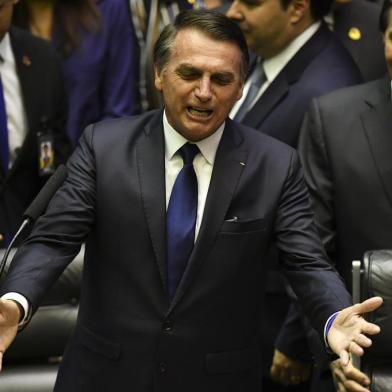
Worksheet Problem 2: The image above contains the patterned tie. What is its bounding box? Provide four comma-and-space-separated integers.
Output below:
0, 74, 9, 174
166, 143, 199, 300
234, 61, 266, 122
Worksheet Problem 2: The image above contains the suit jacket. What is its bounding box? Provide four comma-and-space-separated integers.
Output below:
242, 23, 362, 148
299, 77, 392, 289
289, 77, 392, 390
1, 110, 351, 392
0, 27, 70, 247
334, 0, 386, 82
240, 22, 362, 366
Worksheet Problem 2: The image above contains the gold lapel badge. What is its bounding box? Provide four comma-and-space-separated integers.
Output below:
348, 27, 361, 41
22, 55, 32, 66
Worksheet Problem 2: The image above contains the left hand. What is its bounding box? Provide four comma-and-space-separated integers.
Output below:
327, 296, 383, 365
330, 358, 370, 392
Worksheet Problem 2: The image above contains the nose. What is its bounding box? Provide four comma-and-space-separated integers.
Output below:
195, 77, 212, 102
226, 0, 242, 21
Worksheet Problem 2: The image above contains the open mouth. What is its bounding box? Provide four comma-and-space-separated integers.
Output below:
187, 107, 213, 118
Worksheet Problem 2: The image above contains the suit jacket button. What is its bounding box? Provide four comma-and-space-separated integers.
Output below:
162, 320, 172, 332
159, 362, 167, 373
0, 233, 4, 243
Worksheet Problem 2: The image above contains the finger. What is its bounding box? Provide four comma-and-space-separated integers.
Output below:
352, 297, 383, 315
344, 366, 370, 386
0, 351, 3, 372
353, 333, 372, 348
359, 321, 381, 336
340, 350, 350, 366
349, 341, 364, 357
333, 364, 346, 384
343, 379, 370, 392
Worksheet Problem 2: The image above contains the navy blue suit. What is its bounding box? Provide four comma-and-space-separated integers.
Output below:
1, 111, 351, 392
239, 22, 362, 372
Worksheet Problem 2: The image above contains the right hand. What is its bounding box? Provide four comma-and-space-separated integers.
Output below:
270, 349, 311, 385
330, 358, 371, 392
0, 299, 21, 371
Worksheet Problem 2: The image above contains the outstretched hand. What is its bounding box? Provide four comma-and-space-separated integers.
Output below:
0, 299, 21, 371
327, 296, 383, 366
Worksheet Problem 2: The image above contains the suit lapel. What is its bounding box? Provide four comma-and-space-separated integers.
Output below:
243, 23, 330, 130
137, 111, 167, 291
168, 120, 248, 312
361, 79, 392, 209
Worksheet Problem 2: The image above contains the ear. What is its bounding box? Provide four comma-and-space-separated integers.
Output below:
154, 65, 163, 91
236, 81, 244, 101
288, 0, 310, 24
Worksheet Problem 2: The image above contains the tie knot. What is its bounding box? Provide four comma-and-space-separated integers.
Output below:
179, 143, 199, 165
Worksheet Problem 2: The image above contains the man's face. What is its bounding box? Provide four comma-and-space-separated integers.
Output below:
0, 0, 16, 42
155, 29, 244, 141
384, 10, 392, 79
226, 0, 294, 59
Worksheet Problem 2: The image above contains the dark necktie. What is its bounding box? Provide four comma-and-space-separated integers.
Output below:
166, 143, 199, 300
234, 61, 266, 122
0, 74, 9, 174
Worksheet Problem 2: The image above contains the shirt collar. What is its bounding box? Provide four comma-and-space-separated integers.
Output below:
163, 110, 224, 165
0, 33, 12, 63
263, 21, 321, 84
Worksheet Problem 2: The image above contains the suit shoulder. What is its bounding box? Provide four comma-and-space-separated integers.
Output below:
316, 78, 386, 109
233, 120, 296, 157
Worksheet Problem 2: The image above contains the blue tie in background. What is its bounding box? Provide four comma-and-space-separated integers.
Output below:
0, 75, 9, 174
234, 61, 266, 122
166, 143, 199, 300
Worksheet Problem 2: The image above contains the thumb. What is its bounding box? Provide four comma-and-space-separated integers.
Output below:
352, 296, 383, 315
339, 350, 349, 367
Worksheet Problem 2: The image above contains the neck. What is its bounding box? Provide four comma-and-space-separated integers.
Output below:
27, 0, 55, 41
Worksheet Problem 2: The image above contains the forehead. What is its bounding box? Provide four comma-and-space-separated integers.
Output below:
168, 28, 242, 73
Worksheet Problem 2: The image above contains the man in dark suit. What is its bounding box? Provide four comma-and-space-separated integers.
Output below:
0, 0, 70, 248
0, 10, 382, 392
225, 1, 363, 387
297, 0, 392, 389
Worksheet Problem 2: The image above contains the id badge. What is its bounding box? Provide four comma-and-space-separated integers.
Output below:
38, 133, 55, 176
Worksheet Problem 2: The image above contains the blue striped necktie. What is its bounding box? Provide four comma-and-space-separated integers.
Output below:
234, 61, 266, 122
166, 143, 199, 300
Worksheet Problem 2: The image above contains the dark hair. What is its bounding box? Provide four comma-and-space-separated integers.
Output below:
153, 9, 249, 80
280, 0, 333, 20
12, 0, 101, 56
380, 0, 392, 33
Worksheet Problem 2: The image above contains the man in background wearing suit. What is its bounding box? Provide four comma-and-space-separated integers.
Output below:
0, 0, 70, 248
226, 1, 363, 389
0, 10, 382, 392
298, 0, 392, 389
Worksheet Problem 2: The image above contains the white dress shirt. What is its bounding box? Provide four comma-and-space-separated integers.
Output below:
230, 22, 321, 119
0, 32, 28, 167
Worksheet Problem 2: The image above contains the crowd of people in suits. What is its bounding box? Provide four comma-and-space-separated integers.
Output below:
0, 0, 391, 391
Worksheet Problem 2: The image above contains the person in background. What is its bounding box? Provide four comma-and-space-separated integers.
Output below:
13, 0, 139, 146
226, 1, 362, 390
0, 0, 70, 248
298, 0, 392, 390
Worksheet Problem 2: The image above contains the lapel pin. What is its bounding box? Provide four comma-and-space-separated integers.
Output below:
239, 162, 245, 166
348, 27, 361, 41
22, 55, 32, 66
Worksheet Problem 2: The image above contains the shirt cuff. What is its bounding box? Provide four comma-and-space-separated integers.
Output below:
1, 292, 31, 328
324, 311, 340, 349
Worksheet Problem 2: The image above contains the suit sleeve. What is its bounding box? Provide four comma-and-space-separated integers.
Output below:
0, 126, 96, 312
275, 99, 341, 361
273, 146, 350, 342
